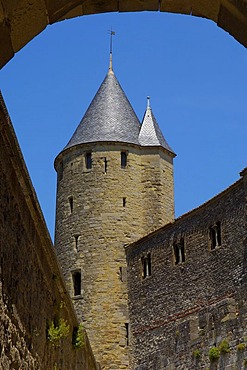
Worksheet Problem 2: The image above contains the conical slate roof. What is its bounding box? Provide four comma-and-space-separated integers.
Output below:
139, 98, 175, 155
64, 69, 141, 150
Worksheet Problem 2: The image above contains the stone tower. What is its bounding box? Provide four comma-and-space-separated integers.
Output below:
54, 56, 176, 369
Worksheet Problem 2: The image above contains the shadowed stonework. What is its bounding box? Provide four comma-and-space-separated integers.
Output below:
0, 94, 98, 370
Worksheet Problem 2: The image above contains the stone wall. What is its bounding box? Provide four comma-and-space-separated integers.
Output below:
126, 174, 247, 369
54, 142, 174, 369
0, 94, 98, 370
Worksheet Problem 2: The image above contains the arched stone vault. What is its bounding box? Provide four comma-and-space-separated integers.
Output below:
0, 0, 246, 68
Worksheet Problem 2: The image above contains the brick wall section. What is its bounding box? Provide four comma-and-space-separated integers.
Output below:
126, 176, 247, 369
54, 142, 174, 369
0, 94, 98, 370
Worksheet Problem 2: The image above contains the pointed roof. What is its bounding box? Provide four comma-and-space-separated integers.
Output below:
64, 67, 141, 150
138, 97, 175, 155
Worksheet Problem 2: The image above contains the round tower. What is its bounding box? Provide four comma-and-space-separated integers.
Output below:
54, 58, 176, 369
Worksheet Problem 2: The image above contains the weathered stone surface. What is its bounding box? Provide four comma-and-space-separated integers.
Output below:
54, 141, 175, 369
0, 94, 98, 370
126, 173, 247, 369
3, 0, 48, 52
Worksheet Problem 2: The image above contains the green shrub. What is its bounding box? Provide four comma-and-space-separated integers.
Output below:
193, 349, 201, 359
219, 339, 230, 354
237, 343, 246, 351
73, 323, 85, 349
48, 318, 70, 346
208, 347, 220, 362
243, 358, 247, 367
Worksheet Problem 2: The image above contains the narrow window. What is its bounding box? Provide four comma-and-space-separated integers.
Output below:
85, 152, 92, 169
74, 235, 80, 252
121, 152, 127, 168
69, 196, 73, 213
141, 253, 151, 279
119, 267, 123, 282
209, 222, 221, 249
72, 271, 81, 296
104, 157, 107, 173
125, 323, 129, 346
173, 238, 185, 265
119, 266, 127, 282
123, 197, 126, 207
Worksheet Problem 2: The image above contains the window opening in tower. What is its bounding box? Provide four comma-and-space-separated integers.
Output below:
85, 152, 92, 169
121, 152, 127, 168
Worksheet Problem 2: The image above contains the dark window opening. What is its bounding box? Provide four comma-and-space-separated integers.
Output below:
125, 323, 129, 346
209, 222, 221, 249
74, 235, 80, 252
72, 271, 81, 296
104, 157, 107, 173
141, 253, 151, 279
85, 152, 92, 169
69, 196, 73, 213
123, 197, 126, 207
173, 238, 185, 265
121, 152, 127, 168
119, 267, 123, 282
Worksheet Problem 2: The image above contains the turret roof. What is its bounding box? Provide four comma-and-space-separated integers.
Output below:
138, 98, 175, 155
64, 68, 141, 150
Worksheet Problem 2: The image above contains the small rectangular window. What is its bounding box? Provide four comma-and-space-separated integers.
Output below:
123, 197, 126, 207
74, 234, 80, 252
69, 196, 73, 213
72, 271, 81, 296
125, 323, 129, 346
209, 222, 221, 249
104, 157, 107, 173
141, 253, 151, 279
121, 152, 127, 168
85, 152, 92, 169
173, 238, 185, 265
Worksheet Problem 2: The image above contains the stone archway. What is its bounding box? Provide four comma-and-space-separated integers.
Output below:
0, 0, 246, 69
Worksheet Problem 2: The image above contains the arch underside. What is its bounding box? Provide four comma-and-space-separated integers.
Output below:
0, 0, 246, 69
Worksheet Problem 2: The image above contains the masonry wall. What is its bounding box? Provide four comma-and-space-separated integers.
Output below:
0, 95, 98, 370
54, 142, 174, 369
141, 148, 174, 232
126, 177, 247, 369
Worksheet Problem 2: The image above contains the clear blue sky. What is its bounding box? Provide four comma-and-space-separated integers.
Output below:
1, 12, 247, 239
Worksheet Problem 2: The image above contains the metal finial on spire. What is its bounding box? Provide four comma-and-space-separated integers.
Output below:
108, 28, 115, 72
147, 96, 151, 109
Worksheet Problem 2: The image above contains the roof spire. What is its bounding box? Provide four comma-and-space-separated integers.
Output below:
108, 28, 115, 73
147, 96, 151, 109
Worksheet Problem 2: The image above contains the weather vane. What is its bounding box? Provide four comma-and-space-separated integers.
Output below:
108, 28, 115, 71
108, 28, 116, 54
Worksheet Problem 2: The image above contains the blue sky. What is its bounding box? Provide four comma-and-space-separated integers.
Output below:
1, 12, 247, 238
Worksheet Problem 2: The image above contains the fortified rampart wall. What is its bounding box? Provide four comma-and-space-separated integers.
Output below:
0, 94, 98, 370
126, 173, 247, 369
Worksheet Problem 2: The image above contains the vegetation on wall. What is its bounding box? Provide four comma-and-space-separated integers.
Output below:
237, 343, 246, 351
208, 347, 220, 362
219, 339, 230, 354
72, 323, 85, 349
192, 349, 201, 359
47, 318, 70, 346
